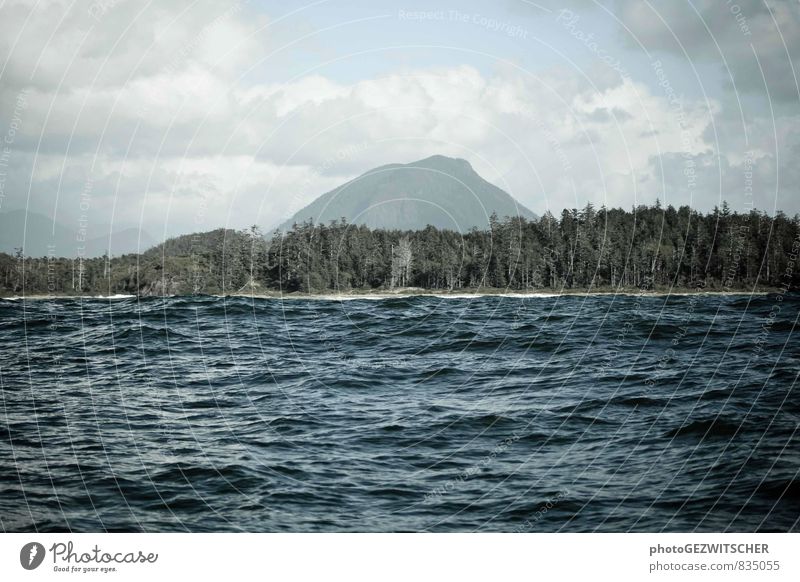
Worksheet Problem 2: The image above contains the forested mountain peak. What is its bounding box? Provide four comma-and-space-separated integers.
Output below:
278, 155, 536, 233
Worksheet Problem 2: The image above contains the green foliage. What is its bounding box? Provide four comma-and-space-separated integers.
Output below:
2, 204, 798, 296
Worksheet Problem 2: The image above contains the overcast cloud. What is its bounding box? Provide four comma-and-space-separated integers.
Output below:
0, 0, 797, 247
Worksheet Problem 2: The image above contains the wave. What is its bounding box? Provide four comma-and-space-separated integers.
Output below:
1, 292, 798, 532
756, 479, 800, 501
663, 417, 742, 439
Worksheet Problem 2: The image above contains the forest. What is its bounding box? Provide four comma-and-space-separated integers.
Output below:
1, 202, 798, 296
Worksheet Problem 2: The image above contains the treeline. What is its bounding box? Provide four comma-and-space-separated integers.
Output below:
1, 203, 799, 296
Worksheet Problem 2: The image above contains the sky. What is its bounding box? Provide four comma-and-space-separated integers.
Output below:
0, 0, 798, 243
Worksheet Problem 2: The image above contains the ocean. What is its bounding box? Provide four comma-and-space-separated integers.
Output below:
0, 293, 798, 532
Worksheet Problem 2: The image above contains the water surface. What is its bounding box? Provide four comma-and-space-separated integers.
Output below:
1, 293, 798, 531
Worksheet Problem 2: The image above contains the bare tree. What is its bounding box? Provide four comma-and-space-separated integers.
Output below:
391, 236, 413, 288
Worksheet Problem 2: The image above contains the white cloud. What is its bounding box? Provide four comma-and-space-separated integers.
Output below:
1, 0, 796, 246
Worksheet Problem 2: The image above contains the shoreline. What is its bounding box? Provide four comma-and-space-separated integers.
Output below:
1, 287, 779, 301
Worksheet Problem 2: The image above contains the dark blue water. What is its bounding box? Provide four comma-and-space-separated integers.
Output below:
1, 292, 798, 532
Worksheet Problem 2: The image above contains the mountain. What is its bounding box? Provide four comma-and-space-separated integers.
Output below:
0, 210, 155, 258
278, 155, 535, 232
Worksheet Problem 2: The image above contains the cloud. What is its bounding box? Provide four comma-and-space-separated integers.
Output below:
616, 0, 800, 103
0, 0, 796, 248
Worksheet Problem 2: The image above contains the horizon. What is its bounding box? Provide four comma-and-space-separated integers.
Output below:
2, 150, 798, 259
3, 194, 796, 260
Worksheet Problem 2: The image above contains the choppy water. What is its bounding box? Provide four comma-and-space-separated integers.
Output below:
0, 293, 798, 532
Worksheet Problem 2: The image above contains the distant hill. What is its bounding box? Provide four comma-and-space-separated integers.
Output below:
0, 210, 154, 258
142, 228, 242, 258
278, 155, 535, 232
